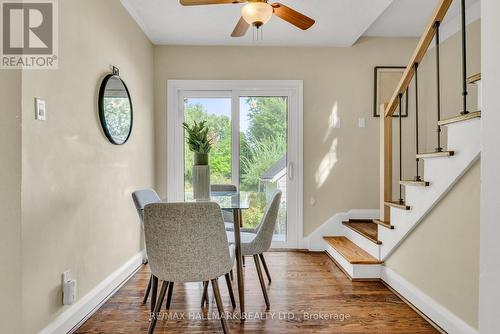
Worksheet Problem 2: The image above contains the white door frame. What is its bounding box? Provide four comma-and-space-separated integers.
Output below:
167, 80, 303, 248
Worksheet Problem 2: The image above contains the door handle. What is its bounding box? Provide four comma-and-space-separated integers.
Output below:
288, 161, 294, 181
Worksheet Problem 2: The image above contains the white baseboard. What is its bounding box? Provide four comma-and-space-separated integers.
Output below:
381, 266, 478, 334
305, 209, 379, 251
38, 250, 146, 334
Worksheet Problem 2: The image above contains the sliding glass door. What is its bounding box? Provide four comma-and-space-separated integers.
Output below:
168, 81, 302, 248
238, 96, 288, 242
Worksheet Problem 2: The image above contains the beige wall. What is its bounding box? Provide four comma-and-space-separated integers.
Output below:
19, 0, 155, 332
153, 38, 419, 236
386, 161, 480, 329
0, 71, 23, 332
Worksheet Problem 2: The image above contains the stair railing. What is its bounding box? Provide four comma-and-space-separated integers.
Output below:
379, 0, 462, 223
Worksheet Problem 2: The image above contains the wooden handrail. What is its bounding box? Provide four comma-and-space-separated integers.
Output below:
384, 0, 453, 117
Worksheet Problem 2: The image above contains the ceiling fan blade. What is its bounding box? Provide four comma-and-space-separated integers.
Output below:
231, 16, 250, 37
271, 3, 315, 30
180, 0, 244, 5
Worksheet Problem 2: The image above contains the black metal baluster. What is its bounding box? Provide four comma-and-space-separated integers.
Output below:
398, 93, 404, 204
460, 0, 469, 115
414, 63, 422, 182
434, 21, 443, 152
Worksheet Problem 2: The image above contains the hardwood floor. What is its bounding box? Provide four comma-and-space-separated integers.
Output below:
76, 252, 439, 333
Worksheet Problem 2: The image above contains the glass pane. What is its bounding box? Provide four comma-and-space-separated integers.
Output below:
184, 97, 232, 199
239, 96, 288, 241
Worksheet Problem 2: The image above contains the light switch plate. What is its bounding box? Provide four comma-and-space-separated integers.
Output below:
35, 98, 46, 121
358, 117, 365, 128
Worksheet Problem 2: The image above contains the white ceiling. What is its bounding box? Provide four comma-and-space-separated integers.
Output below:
121, 0, 393, 46
121, 0, 481, 47
365, 0, 480, 37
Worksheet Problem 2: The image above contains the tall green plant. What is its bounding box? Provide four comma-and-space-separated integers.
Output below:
183, 120, 213, 154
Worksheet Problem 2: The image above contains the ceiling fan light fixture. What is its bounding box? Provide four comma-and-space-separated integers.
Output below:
241, 2, 273, 28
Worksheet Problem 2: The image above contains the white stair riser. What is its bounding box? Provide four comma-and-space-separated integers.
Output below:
325, 243, 381, 280
352, 264, 381, 279
446, 117, 480, 152
343, 227, 380, 259
325, 243, 355, 277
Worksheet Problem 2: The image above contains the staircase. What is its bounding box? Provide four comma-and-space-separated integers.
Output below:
324, 109, 480, 279
322, 0, 481, 280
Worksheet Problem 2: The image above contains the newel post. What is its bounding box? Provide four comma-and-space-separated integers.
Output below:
380, 103, 392, 222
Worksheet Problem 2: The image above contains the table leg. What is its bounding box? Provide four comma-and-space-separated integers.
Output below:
233, 208, 245, 321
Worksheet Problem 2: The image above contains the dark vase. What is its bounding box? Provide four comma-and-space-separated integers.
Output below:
194, 153, 208, 166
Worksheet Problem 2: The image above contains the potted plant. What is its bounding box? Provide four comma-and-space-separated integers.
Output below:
183, 120, 213, 200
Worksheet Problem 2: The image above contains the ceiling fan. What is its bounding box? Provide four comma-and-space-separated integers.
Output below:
180, 0, 315, 37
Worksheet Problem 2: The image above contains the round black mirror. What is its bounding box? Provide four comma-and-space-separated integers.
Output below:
98, 74, 133, 145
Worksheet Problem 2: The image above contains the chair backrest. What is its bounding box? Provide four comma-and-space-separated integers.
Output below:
210, 184, 237, 193
210, 184, 237, 222
143, 202, 233, 283
132, 189, 161, 223
249, 190, 282, 254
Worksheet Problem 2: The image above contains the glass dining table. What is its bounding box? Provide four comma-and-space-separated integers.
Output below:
168, 191, 250, 320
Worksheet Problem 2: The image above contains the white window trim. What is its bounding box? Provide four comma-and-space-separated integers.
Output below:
167, 80, 304, 249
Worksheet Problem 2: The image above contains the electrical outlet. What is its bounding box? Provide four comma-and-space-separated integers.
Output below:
62, 270, 70, 283
35, 98, 46, 121
62, 270, 77, 305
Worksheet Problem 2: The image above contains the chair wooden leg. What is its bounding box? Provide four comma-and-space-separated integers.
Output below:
150, 276, 158, 313
201, 281, 209, 308
259, 253, 272, 283
165, 282, 174, 310
147, 280, 168, 334
142, 274, 152, 304
253, 255, 270, 310
229, 269, 233, 281
211, 278, 229, 334
224, 273, 236, 309
242, 256, 245, 267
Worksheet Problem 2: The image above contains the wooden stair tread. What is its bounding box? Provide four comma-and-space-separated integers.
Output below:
399, 179, 430, 187
323, 237, 382, 264
342, 220, 381, 245
385, 200, 411, 210
467, 73, 481, 84
416, 151, 454, 159
438, 111, 481, 126
373, 219, 394, 229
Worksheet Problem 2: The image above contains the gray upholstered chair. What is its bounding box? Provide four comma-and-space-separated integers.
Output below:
132, 189, 161, 223
131, 189, 161, 304
144, 202, 235, 334
210, 184, 237, 193
212, 184, 258, 233
226, 190, 282, 310
210, 184, 238, 230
